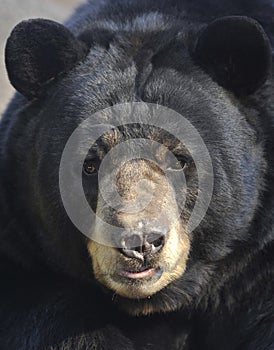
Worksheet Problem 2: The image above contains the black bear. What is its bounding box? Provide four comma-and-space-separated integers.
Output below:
1, 0, 274, 349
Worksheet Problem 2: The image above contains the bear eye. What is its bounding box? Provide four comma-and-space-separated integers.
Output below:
168, 155, 189, 171
167, 155, 190, 171
176, 156, 187, 169
83, 159, 98, 175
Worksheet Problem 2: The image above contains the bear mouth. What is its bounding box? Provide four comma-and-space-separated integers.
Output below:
118, 266, 157, 279
117, 266, 163, 280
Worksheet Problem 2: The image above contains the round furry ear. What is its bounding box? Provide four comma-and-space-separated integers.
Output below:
5, 19, 88, 99
194, 16, 272, 95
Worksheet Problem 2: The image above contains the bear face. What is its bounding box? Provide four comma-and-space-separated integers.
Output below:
2, 9, 272, 318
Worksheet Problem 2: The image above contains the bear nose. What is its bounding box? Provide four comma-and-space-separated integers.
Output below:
120, 229, 166, 261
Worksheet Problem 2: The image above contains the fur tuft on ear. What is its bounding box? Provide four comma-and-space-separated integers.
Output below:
5, 19, 88, 99
194, 16, 272, 95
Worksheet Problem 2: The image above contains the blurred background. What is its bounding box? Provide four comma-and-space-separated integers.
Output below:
0, 0, 81, 115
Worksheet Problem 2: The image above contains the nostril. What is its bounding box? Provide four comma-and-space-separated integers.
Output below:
146, 232, 165, 248
119, 230, 166, 260
152, 235, 164, 248
123, 234, 143, 251
120, 234, 145, 262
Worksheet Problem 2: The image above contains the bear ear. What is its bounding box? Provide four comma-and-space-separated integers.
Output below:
5, 19, 88, 99
194, 16, 272, 95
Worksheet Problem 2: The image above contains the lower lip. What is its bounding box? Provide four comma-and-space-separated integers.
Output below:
119, 267, 157, 280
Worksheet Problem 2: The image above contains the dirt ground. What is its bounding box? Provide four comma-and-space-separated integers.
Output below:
0, 0, 81, 115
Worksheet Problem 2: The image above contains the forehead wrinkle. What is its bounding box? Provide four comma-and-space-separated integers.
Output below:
91, 125, 190, 160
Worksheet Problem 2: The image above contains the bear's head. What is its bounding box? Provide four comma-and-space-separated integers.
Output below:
3, 14, 272, 315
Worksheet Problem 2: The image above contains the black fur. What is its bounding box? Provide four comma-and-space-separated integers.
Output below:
5, 19, 88, 98
1, 0, 274, 349
194, 16, 272, 95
